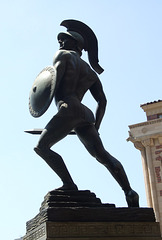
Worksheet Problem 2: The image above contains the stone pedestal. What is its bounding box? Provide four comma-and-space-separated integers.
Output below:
23, 221, 161, 240
23, 190, 162, 239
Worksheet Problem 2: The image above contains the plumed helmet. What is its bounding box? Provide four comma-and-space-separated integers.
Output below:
57, 31, 84, 52
59, 19, 104, 74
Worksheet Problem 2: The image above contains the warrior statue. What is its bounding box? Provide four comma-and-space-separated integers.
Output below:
28, 19, 139, 207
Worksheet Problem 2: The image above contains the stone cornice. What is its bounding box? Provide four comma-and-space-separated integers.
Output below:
129, 118, 162, 129
127, 132, 162, 143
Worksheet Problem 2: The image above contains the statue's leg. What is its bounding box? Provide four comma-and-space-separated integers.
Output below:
75, 124, 139, 207
34, 113, 78, 191
34, 145, 77, 190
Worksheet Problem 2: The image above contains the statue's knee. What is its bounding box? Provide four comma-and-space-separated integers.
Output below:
34, 146, 41, 155
34, 145, 45, 155
97, 152, 123, 173
113, 160, 123, 174
95, 148, 108, 164
96, 156, 105, 164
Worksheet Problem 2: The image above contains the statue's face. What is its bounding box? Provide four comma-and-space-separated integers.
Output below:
58, 36, 76, 51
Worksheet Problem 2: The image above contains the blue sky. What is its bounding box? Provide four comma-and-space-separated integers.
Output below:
0, 0, 162, 239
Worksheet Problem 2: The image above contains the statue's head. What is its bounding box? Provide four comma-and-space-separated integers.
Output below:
57, 31, 84, 55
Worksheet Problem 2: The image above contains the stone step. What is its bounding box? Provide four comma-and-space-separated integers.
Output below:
40, 201, 115, 211
40, 190, 110, 211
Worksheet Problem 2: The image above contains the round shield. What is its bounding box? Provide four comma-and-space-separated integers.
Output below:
29, 66, 56, 117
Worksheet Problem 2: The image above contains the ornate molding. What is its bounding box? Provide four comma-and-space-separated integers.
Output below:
142, 139, 154, 147
133, 141, 145, 151
129, 139, 154, 149
158, 137, 162, 144
48, 222, 160, 237
129, 118, 162, 129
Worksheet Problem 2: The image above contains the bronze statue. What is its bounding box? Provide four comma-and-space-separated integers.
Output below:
28, 20, 139, 207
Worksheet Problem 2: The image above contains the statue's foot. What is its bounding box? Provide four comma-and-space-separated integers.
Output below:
125, 189, 139, 207
56, 183, 78, 191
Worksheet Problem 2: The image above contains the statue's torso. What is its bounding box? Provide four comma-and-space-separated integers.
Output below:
53, 50, 98, 106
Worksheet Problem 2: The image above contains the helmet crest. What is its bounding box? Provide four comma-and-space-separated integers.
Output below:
60, 19, 104, 74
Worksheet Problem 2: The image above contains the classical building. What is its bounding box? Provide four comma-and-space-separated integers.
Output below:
128, 100, 162, 234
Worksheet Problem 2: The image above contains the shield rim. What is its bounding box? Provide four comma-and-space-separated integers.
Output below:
29, 66, 56, 117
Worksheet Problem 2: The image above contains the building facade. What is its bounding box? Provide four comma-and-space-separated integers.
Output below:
128, 100, 162, 233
